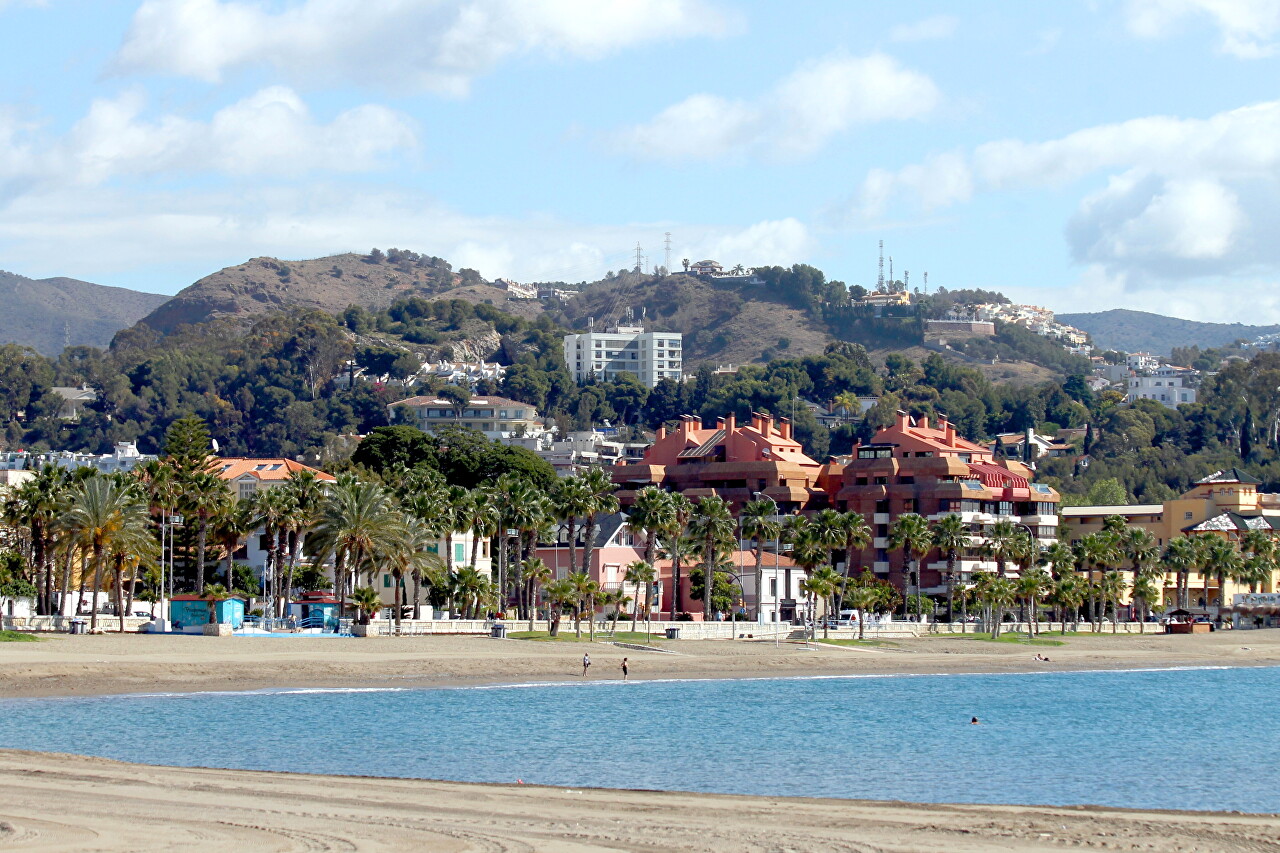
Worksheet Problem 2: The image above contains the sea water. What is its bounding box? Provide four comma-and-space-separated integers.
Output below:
0, 666, 1276, 812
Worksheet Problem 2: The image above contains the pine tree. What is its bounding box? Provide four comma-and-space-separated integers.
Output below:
162, 415, 213, 477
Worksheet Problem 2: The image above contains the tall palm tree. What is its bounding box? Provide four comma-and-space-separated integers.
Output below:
1130, 574, 1159, 632
106, 503, 159, 633
578, 467, 619, 581
61, 475, 149, 632
311, 478, 403, 622
376, 521, 442, 630
833, 511, 871, 612
182, 471, 231, 595
1016, 566, 1049, 638
1239, 529, 1276, 593
688, 496, 736, 620
737, 497, 780, 621
567, 571, 599, 639
1099, 570, 1128, 632
1161, 535, 1200, 612
888, 513, 933, 620
249, 486, 292, 615
846, 584, 879, 640
209, 499, 255, 592
554, 475, 592, 576
807, 566, 842, 638
1049, 574, 1086, 633
931, 513, 969, 627
984, 576, 1018, 638
3, 464, 71, 615
1199, 536, 1240, 617
1075, 531, 1120, 632
542, 577, 576, 636
522, 557, 552, 632
660, 493, 693, 618
279, 469, 327, 616
624, 559, 656, 633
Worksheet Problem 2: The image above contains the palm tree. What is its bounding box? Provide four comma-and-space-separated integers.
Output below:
567, 571, 599, 639
310, 478, 403, 622
1099, 570, 1128, 632
1239, 529, 1276, 593
931, 513, 969, 628
1075, 531, 1121, 632
553, 475, 592, 576
887, 513, 933, 620
3, 464, 70, 615
1130, 574, 1159, 632
522, 557, 552, 632
378, 522, 442, 630
978, 575, 1017, 638
808, 566, 842, 639
835, 511, 871, 613
200, 582, 229, 625
182, 471, 231, 595
1161, 535, 1200, 611
624, 559, 656, 633
1017, 567, 1049, 638
578, 467, 619, 581
392, 467, 447, 619
1199, 536, 1240, 619
661, 493, 693, 618
542, 577, 576, 636
350, 585, 382, 627
688, 496, 737, 620
739, 497, 781, 621
61, 475, 149, 632
279, 469, 327, 617
210, 500, 255, 592
1051, 574, 1086, 633
846, 584, 879, 640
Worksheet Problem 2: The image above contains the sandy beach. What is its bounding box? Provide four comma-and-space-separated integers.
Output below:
2, 628, 1279, 698
1, 748, 1278, 852
2, 630, 1279, 851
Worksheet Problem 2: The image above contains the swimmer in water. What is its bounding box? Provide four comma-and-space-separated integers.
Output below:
970, 716, 980, 725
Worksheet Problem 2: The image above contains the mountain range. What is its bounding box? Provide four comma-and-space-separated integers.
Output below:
1057, 309, 1280, 356
0, 270, 168, 356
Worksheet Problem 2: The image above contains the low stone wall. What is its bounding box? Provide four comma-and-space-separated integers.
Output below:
2, 615, 153, 633
925, 621, 1162, 635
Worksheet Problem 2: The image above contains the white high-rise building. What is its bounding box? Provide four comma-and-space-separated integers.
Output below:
563, 324, 683, 388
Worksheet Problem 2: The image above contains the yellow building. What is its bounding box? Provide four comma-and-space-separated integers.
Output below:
1060, 469, 1279, 615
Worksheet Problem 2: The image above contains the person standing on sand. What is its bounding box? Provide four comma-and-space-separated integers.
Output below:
582, 653, 591, 677
621, 658, 629, 681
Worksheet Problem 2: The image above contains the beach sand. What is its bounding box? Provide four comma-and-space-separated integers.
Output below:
1, 630, 1279, 851
1, 749, 1277, 852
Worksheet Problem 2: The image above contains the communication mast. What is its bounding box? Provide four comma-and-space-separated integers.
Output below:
633, 242, 643, 274
923, 271, 929, 294
664, 232, 672, 275
904, 270, 910, 292
888, 257, 894, 291
877, 240, 885, 291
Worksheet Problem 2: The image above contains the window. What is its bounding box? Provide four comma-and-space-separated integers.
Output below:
383, 575, 391, 588
857, 447, 893, 459
875, 499, 890, 513
998, 501, 1013, 516
898, 476, 915, 485
237, 481, 256, 501
769, 579, 777, 597
1035, 502, 1056, 515
903, 499, 916, 512
854, 477, 868, 486
1185, 511, 1193, 519
873, 476, 888, 485
455, 543, 465, 563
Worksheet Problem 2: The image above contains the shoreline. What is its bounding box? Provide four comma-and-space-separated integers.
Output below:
0, 749, 1276, 852
3, 630, 1280, 699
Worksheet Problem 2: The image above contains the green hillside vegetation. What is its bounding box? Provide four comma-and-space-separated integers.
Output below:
1057, 309, 1279, 356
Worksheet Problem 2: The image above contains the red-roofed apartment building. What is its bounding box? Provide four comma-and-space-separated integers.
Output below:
817, 411, 1060, 595
612, 412, 822, 511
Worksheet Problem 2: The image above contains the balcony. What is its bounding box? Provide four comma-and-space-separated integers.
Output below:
872, 561, 890, 573
873, 513, 890, 524
872, 537, 888, 549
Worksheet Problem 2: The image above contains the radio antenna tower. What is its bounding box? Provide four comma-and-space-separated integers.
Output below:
904, 270, 910, 292
888, 257, 893, 291
633, 242, 643, 274
877, 240, 885, 291
923, 271, 929, 294
664, 232, 672, 275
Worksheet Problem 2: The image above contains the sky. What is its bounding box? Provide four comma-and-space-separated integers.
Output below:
1, 0, 1279, 323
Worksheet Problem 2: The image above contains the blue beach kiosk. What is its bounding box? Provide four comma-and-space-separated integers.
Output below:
289, 591, 341, 632
169, 595, 246, 633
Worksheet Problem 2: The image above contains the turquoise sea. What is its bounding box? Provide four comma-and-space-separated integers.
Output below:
0, 666, 1276, 812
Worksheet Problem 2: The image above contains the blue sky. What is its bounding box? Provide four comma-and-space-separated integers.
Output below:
1, 0, 1279, 323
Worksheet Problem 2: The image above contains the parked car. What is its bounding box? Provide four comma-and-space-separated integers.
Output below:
131, 611, 153, 618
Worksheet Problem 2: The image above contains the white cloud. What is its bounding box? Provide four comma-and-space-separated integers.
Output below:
0, 185, 812, 292
112, 0, 734, 95
845, 98, 1280, 308
1124, 0, 1280, 58
613, 51, 940, 162
0, 87, 416, 194
889, 15, 958, 43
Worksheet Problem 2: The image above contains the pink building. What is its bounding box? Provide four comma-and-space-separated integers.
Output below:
654, 548, 803, 622
534, 511, 645, 594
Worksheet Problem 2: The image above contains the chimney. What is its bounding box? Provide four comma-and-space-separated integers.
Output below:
918, 415, 929, 431
716, 417, 725, 430
896, 410, 910, 431
946, 422, 957, 446
758, 412, 773, 436
779, 417, 792, 440
656, 425, 667, 441
725, 412, 736, 434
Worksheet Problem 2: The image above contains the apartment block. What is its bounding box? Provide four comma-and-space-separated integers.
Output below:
563, 324, 682, 388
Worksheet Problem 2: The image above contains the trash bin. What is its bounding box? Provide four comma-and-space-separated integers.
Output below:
69, 619, 86, 635
490, 623, 508, 639
664, 627, 681, 640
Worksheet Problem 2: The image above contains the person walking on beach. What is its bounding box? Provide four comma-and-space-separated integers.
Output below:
582, 652, 591, 677
621, 658, 629, 681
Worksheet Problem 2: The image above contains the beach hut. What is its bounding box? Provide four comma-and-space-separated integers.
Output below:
289, 591, 341, 632
169, 595, 246, 633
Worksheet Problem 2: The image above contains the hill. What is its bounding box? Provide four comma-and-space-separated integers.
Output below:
137, 250, 544, 335
1057, 309, 1280, 355
0, 270, 168, 356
